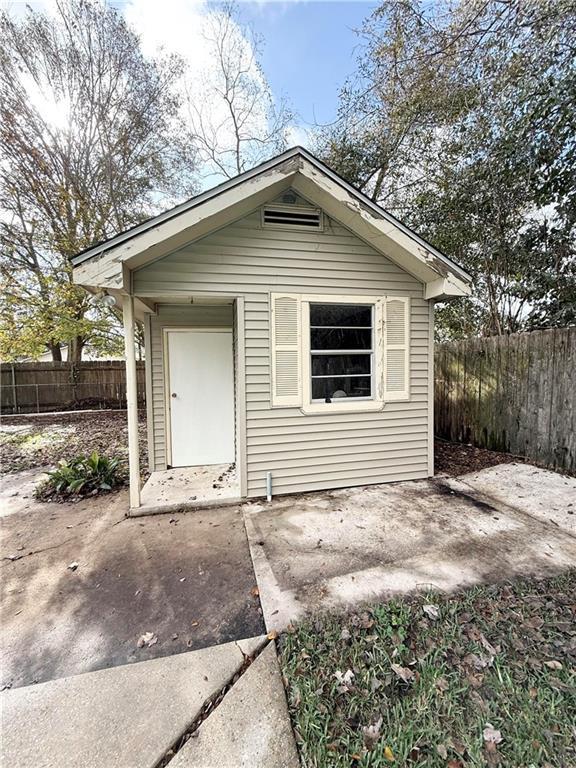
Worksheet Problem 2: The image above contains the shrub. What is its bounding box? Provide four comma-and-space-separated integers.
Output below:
36, 452, 126, 500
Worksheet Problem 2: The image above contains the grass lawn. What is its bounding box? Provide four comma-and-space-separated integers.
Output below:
280, 572, 576, 767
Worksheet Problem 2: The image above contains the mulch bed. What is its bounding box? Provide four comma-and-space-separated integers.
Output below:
0, 410, 147, 474
434, 438, 523, 477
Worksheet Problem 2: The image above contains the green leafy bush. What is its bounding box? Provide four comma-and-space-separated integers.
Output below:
36, 452, 126, 500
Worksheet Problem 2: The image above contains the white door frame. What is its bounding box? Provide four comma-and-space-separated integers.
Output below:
163, 327, 235, 469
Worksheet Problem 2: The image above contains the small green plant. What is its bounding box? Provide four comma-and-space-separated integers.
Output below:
36, 452, 126, 500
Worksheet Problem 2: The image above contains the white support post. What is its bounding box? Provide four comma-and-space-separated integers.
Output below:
123, 294, 141, 509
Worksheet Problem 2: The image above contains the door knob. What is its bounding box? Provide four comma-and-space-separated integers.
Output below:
171, 392, 177, 398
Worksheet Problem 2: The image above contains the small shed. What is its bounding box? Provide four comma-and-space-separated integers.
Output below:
71, 148, 472, 513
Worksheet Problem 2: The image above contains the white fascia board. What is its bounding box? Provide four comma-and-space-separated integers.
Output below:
293, 165, 470, 296
73, 163, 298, 288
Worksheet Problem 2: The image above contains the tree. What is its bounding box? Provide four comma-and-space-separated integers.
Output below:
0, 0, 197, 361
186, 1, 293, 182
318, 0, 576, 338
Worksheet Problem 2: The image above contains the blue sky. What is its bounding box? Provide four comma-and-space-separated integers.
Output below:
239, 1, 376, 130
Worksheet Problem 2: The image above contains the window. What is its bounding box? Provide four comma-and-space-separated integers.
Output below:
309, 303, 373, 401
270, 293, 410, 412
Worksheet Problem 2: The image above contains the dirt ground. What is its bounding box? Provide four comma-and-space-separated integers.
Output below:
1, 484, 264, 689
434, 437, 523, 476
0, 410, 147, 474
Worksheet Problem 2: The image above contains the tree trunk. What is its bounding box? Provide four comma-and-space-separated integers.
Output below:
50, 343, 63, 362
68, 336, 84, 362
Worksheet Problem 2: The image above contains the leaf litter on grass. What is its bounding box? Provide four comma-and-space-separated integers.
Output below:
280, 571, 576, 767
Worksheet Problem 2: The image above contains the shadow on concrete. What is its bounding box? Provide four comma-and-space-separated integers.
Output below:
1, 489, 264, 689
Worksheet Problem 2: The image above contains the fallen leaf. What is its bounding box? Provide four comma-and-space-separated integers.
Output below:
544, 660, 563, 670
334, 669, 354, 685
267, 630, 278, 640
423, 604, 440, 620
362, 717, 382, 750
137, 632, 158, 648
384, 745, 395, 762
436, 744, 448, 759
483, 723, 503, 744
391, 663, 414, 683
67, 561, 79, 571
524, 616, 544, 629
340, 627, 351, 641
250, 586, 260, 597
435, 676, 449, 692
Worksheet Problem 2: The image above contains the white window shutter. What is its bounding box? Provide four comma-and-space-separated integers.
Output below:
384, 297, 410, 401
270, 293, 302, 407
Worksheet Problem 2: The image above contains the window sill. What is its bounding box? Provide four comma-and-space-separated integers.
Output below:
300, 400, 384, 415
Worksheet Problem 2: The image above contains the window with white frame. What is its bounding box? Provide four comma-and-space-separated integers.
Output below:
270, 293, 410, 411
309, 303, 373, 401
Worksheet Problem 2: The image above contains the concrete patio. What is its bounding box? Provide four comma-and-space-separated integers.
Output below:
244, 463, 576, 631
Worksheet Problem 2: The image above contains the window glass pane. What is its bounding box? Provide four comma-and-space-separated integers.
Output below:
310, 304, 372, 327
311, 354, 371, 377
311, 327, 372, 350
312, 376, 372, 400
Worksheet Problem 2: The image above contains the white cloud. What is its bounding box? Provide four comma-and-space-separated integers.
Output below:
125, 0, 273, 183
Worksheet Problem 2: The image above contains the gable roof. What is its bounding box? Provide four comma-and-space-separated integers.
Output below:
72, 147, 472, 300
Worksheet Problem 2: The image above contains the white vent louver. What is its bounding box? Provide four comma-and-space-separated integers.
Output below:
263, 205, 322, 230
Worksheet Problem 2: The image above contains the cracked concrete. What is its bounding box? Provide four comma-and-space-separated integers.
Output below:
168, 644, 299, 768
244, 463, 576, 631
1, 637, 265, 768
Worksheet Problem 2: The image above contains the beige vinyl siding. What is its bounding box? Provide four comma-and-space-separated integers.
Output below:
148, 304, 233, 470
135, 210, 432, 495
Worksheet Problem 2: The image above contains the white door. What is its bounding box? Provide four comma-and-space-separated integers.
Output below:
167, 330, 235, 467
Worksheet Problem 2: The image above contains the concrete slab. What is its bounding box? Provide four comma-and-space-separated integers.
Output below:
1, 484, 264, 689
0, 466, 50, 518
453, 463, 576, 535
244, 471, 576, 631
137, 464, 240, 515
0, 636, 265, 768
170, 643, 299, 768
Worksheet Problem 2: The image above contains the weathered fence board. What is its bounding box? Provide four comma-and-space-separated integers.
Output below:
435, 327, 576, 473
0, 361, 145, 414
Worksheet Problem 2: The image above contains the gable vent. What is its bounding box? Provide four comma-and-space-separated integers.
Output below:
262, 205, 323, 230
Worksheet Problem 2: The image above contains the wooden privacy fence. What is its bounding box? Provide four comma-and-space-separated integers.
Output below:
1, 361, 146, 414
435, 327, 576, 474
